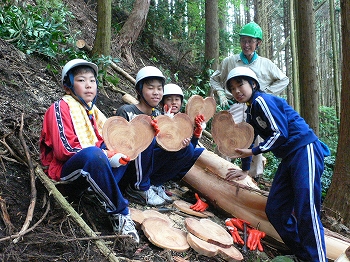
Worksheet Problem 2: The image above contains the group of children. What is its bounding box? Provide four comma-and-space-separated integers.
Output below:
40, 59, 328, 261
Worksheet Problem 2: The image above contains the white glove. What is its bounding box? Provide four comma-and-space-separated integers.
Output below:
104, 150, 130, 168
217, 90, 229, 108
163, 105, 174, 118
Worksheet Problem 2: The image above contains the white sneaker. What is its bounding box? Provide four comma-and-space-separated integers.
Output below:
109, 213, 139, 243
125, 185, 166, 206
150, 185, 173, 203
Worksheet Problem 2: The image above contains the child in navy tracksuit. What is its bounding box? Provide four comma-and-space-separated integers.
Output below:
225, 66, 328, 262
116, 67, 204, 206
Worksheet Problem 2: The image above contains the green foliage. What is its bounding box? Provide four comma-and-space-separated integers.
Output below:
0, 2, 75, 58
318, 106, 339, 155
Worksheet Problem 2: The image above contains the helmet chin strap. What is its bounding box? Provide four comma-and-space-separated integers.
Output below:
137, 81, 157, 119
68, 73, 96, 119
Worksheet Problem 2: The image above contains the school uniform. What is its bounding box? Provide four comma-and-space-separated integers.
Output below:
242, 90, 327, 262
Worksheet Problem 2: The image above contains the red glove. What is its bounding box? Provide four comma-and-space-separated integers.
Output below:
227, 217, 251, 231
190, 193, 208, 212
225, 219, 244, 245
247, 228, 266, 252
163, 104, 174, 118
193, 114, 205, 138
151, 118, 160, 136
104, 150, 130, 168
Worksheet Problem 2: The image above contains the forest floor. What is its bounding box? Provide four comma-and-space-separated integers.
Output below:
0, 0, 349, 261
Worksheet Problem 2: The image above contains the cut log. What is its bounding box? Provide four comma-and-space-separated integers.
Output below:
185, 95, 216, 125
102, 115, 154, 160
184, 149, 350, 260
173, 200, 214, 218
187, 232, 243, 261
141, 217, 189, 252
155, 113, 193, 151
211, 111, 254, 158
184, 217, 233, 248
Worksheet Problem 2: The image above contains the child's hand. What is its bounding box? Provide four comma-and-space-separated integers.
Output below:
193, 114, 206, 138
151, 118, 160, 136
163, 104, 174, 118
182, 137, 191, 148
109, 153, 130, 168
235, 148, 253, 158
225, 168, 248, 181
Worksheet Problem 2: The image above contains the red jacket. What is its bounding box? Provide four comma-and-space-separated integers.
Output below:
39, 99, 104, 181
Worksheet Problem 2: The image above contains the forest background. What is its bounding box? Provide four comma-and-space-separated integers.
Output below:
0, 0, 350, 261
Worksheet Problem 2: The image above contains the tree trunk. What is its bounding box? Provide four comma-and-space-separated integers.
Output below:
92, 0, 112, 57
115, 0, 150, 67
324, 0, 350, 228
205, 0, 219, 70
296, 0, 319, 134
290, 0, 300, 112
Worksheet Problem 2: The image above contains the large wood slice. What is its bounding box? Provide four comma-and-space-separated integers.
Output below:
211, 111, 254, 158
187, 232, 243, 261
183, 149, 350, 260
102, 115, 154, 160
185, 95, 216, 125
155, 113, 193, 151
173, 200, 214, 218
129, 208, 174, 228
141, 217, 190, 252
184, 217, 233, 248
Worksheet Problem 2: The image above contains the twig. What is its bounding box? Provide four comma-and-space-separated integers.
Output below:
13, 113, 37, 243
0, 198, 50, 243
0, 196, 15, 234
35, 164, 122, 262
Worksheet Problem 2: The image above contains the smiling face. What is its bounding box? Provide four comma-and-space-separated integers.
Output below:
163, 94, 182, 114
227, 78, 254, 103
141, 78, 164, 108
240, 36, 261, 58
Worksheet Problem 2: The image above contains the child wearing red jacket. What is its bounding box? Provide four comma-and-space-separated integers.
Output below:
39, 59, 139, 243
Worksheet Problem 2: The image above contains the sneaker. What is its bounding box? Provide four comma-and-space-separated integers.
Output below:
125, 185, 165, 206
109, 213, 139, 243
150, 185, 173, 203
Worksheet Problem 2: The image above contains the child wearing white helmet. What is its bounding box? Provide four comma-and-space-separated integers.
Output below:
225, 66, 328, 261
147, 84, 205, 201
116, 69, 199, 206
40, 59, 139, 243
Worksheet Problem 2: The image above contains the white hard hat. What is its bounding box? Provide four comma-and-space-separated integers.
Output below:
163, 84, 184, 98
135, 66, 165, 86
61, 59, 98, 85
225, 66, 259, 90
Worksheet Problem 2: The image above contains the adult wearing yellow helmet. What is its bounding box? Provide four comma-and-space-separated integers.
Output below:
210, 21, 289, 181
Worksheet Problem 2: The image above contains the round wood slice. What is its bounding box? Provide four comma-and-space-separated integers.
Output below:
155, 113, 193, 151
187, 233, 243, 261
102, 115, 154, 160
173, 200, 214, 218
142, 209, 174, 226
141, 217, 190, 252
129, 207, 144, 229
184, 217, 233, 248
211, 111, 254, 158
185, 95, 216, 125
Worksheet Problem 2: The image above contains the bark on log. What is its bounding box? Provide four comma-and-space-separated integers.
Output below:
34, 165, 122, 262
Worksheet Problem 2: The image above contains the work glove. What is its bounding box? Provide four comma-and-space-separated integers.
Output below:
104, 150, 130, 168
217, 90, 229, 108
193, 114, 206, 138
247, 228, 266, 252
225, 219, 244, 245
163, 104, 174, 118
151, 118, 160, 136
226, 217, 251, 231
190, 193, 209, 212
